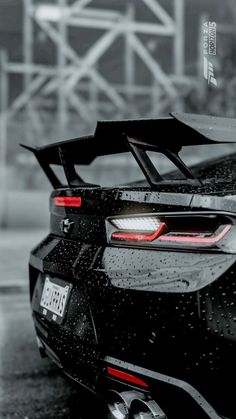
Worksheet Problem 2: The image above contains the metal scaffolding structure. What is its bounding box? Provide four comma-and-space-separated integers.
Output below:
0, 0, 198, 142
0, 0, 203, 225
0, 0, 200, 224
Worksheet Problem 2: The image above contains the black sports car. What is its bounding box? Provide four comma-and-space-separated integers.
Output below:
23, 113, 236, 419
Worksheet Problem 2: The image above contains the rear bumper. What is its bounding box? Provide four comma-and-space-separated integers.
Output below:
29, 234, 236, 419
104, 356, 225, 419
35, 331, 226, 419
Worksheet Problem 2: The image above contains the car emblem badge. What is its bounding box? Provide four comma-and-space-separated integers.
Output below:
60, 218, 74, 234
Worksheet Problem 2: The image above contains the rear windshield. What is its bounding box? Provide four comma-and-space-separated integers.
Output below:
180, 144, 236, 170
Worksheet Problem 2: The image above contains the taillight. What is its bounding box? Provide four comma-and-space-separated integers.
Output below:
107, 214, 232, 249
54, 196, 82, 207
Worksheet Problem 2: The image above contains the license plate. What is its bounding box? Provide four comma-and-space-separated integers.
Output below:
40, 276, 71, 324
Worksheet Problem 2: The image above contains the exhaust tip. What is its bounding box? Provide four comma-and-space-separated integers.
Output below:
130, 399, 167, 419
106, 390, 145, 419
107, 390, 129, 419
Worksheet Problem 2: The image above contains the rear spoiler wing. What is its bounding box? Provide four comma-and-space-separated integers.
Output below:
21, 112, 236, 188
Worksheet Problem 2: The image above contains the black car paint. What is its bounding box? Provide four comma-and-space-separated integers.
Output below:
25, 113, 236, 419
29, 186, 236, 419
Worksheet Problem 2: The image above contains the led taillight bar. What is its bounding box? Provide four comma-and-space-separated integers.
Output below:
111, 223, 166, 242
111, 217, 161, 231
54, 196, 82, 207
107, 367, 149, 388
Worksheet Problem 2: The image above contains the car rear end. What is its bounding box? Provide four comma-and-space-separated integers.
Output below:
24, 113, 236, 419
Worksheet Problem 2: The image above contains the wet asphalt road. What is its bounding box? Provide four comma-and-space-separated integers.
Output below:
0, 231, 111, 419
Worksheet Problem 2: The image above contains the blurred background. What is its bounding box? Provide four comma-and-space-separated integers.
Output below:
0, 0, 236, 228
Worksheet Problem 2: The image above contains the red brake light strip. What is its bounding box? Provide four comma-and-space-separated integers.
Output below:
107, 367, 149, 388
54, 196, 82, 207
